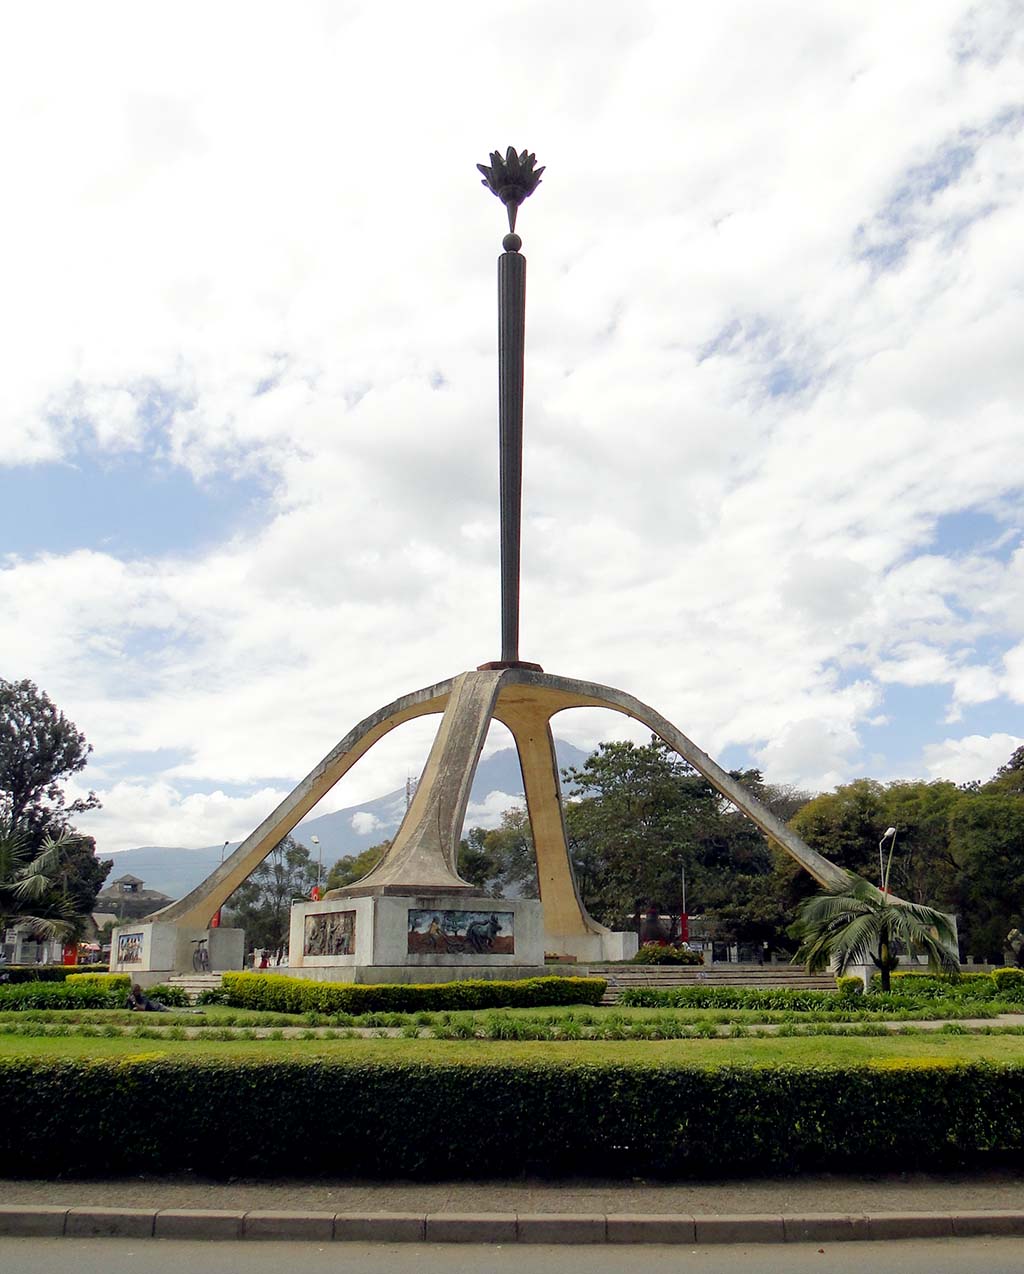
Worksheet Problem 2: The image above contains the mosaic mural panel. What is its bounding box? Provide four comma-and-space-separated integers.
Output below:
304, 910, 356, 957
117, 932, 144, 964
407, 909, 514, 956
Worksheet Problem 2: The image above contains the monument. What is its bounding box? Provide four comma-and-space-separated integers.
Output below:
112, 149, 849, 981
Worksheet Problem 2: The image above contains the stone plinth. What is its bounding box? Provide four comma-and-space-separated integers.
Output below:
550, 930, 638, 962
109, 923, 244, 976
289, 893, 545, 976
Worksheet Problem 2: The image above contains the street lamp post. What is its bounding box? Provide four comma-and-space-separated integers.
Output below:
879, 826, 897, 896
311, 835, 322, 891
680, 864, 688, 943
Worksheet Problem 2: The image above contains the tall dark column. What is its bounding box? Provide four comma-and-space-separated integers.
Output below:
475, 147, 545, 672
498, 237, 526, 664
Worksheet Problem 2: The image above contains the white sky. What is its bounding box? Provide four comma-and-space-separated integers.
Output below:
1, 1, 1022, 852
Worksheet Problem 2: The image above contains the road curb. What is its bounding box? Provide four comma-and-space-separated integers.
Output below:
1, 1205, 1023, 1244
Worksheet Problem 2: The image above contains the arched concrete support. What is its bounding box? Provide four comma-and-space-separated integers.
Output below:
150, 666, 844, 949
331, 671, 503, 897
149, 677, 456, 928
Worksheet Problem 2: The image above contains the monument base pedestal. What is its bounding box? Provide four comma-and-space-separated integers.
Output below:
281, 964, 551, 984
109, 923, 245, 978
289, 892, 545, 974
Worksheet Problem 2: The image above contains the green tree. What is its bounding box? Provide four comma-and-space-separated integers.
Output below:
787, 762, 1024, 963
560, 738, 801, 943
947, 792, 1024, 961
0, 679, 100, 840
562, 739, 709, 926
792, 872, 960, 991
459, 808, 539, 898
788, 779, 887, 877
0, 680, 110, 933
699, 771, 812, 949
987, 746, 1024, 797
222, 836, 317, 955
0, 822, 79, 941
54, 834, 111, 927
324, 841, 390, 892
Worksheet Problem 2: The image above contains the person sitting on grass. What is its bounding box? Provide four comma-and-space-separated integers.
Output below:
126, 982, 169, 1012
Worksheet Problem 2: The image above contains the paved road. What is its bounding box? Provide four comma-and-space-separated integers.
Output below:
4, 1237, 1024, 1273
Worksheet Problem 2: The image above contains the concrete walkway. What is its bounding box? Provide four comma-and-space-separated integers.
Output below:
2, 1172, 1024, 1244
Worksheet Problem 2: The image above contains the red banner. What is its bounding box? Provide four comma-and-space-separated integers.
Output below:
679, 913, 689, 942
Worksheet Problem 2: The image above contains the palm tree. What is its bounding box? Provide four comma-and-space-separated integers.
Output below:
792, 872, 959, 992
0, 821, 79, 943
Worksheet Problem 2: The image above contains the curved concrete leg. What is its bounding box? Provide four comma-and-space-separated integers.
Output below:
495, 699, 607, 949
150, 677, 456, 928
332, 671, 504, 897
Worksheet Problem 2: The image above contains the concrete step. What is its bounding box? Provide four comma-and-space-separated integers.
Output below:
165, 972, 224, 1003
586, 965, 837, 1004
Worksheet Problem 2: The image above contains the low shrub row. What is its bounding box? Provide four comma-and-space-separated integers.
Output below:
1, 1056, 1022, 1178
866, 968, 1024, 998
220, 973, 607, 1015
66, 973, 131, 989
0, 980, 187, 1010
994, 968, 1024, 1001
878, 969, 1024, 1003
632, 944, 704, 965
620, 986, 851, 1010
0, 965, 109, 983
616, 985, 1008, 1012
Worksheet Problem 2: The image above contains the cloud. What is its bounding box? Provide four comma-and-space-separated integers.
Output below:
922, 732, 1024, 784
753, 718, 864, 793
69, 780, 290, 855
465, 791, 525, 830
350, 812, 385, 836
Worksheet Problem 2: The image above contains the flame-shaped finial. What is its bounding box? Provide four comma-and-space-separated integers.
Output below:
477, 147, 545, 233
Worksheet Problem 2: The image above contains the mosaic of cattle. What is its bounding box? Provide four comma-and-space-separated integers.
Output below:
407, 909, 514, 955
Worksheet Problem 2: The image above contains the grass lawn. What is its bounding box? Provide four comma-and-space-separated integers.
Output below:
3, 1028, 1024, 1066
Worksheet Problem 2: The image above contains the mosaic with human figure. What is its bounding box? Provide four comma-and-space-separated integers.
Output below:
407, 909, 514, 955
304, 910, 356, 956
117, 932, 143, 964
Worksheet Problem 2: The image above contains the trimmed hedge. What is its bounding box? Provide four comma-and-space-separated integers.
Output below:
66, 973, 131, 990
220, 973, 607, 1015
1, 1056, 1022, 1179
0, 979, 187, 1010
0, 982, 125, 1009
993, 968, 1024, 1002
0, 965, 109, 983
